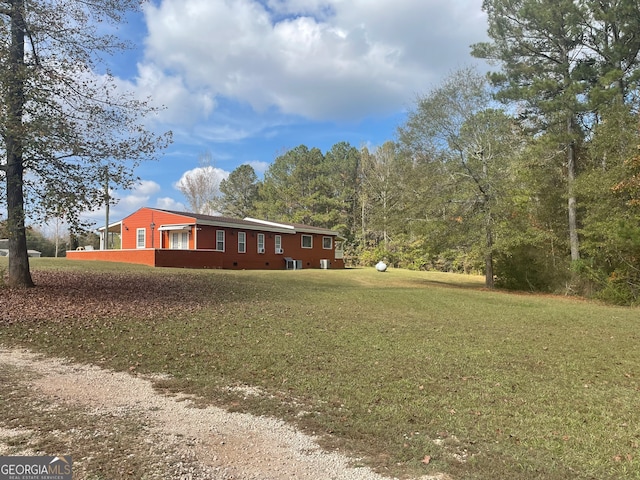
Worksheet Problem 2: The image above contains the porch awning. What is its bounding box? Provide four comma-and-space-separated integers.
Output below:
158, 225, 192, 231
97, 221, 122, 234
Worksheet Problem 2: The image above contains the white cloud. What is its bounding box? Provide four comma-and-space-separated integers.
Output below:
118, 180, 161, 210
155, 197, 186, 211
174, 166, 230, 192
134, 180, 162, 197
135, 63, 216, 125
140, 0, 487, 121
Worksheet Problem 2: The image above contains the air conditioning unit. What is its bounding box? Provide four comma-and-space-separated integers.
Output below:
320, 259, 330, 269
276, 248, 284, 254
258, 248, 265, 254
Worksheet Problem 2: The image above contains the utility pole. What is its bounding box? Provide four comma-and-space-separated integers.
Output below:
54, 215, 60, 257
104, 167, 109, 250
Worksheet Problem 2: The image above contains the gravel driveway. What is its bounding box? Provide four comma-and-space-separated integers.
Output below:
0, 348, 447, 480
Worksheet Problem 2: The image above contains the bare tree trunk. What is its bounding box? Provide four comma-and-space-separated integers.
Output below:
54, 216, 59, 258
6, 158, 33, 288
382, 189, 387, 248
567, 134, 580, 262
485, 227, 494, 289
481, 151, 494, 289
5, 0, 34, 288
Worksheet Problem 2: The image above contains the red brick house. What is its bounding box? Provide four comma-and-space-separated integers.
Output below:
66, 207, 345, 270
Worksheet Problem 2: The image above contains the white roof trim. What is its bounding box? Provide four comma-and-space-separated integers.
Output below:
243, 217, 296, 231
196, 218, 294, 233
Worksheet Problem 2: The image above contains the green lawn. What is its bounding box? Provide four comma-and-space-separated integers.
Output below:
1, 258, 639, 479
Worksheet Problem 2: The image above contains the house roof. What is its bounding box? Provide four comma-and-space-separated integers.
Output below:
152, 209, 294, 234
149, 208, 341, 236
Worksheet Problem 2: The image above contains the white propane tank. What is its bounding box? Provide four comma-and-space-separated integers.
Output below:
375, 261, 388, 272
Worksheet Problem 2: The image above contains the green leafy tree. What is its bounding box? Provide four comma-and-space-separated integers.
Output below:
399, 67, 525, 288
472, 0, 640, 267
323, 142, 361, 240
579, 0, 640, 107
575, 103, 640, 302
491, 136, 571, 291
0, 0, 171, 288
256, 145, 341, 228
217, 164, 259, 218
359, 142, 412, 252
472, 0, 589, 262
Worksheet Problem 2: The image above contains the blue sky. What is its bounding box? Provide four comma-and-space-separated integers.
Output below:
80, 0, 489, 227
